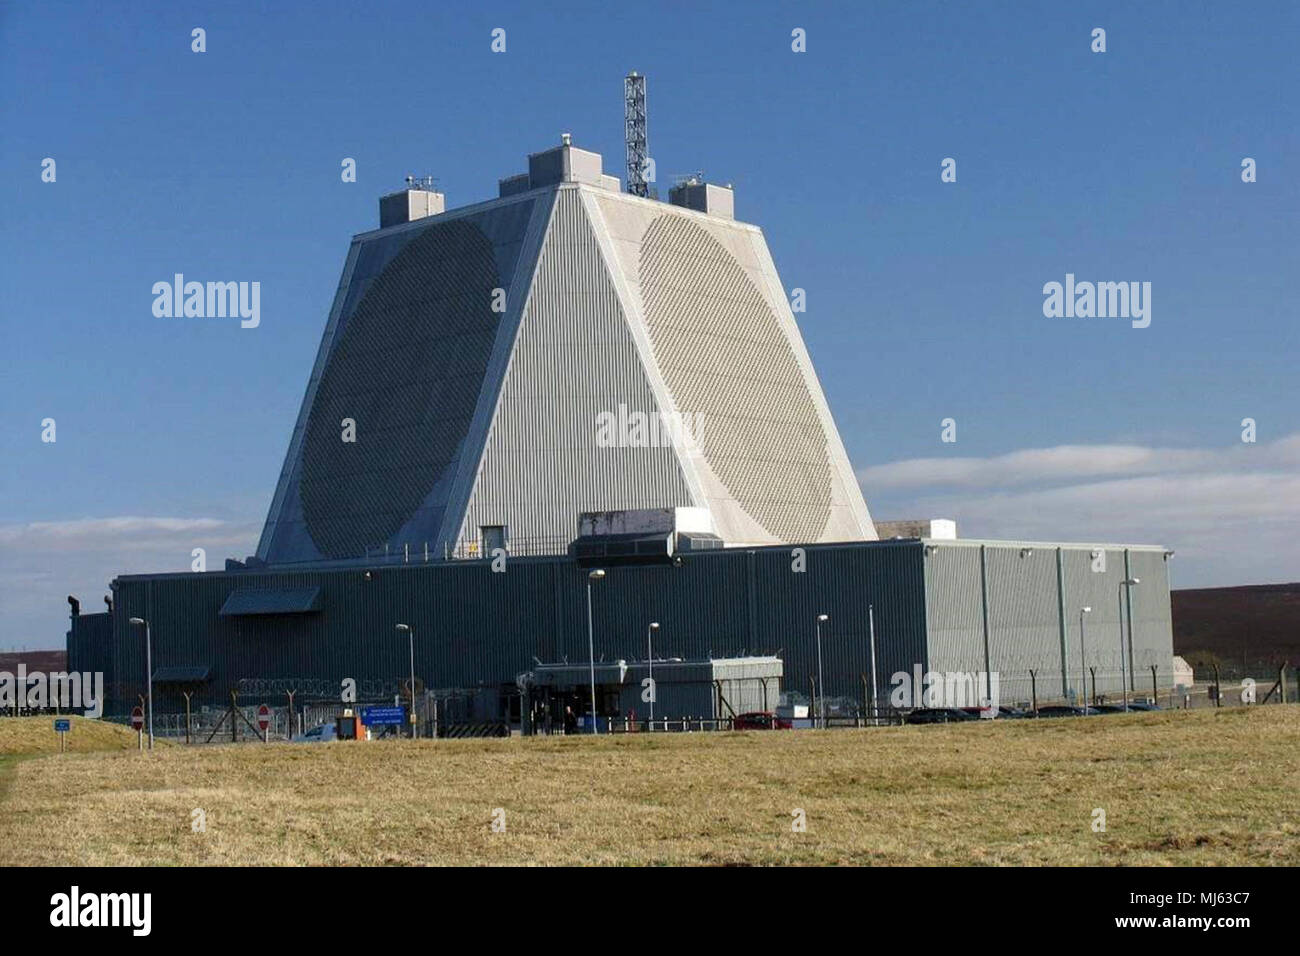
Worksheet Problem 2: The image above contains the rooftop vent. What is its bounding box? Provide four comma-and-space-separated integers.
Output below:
668, 177, 734, 220
528, 135, 604, 188
379, 176, 445, 228
500, 136, 620, 197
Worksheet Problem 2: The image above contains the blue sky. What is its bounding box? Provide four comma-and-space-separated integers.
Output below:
2, 0, 1297, 649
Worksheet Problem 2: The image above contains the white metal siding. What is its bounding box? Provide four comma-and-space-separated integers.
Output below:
458, 187, 694, 548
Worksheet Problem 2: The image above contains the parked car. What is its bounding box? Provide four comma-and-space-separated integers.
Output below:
1093, 701, 1162, 713
959, 706, 1028, 719
905, 707, 978, 724
732, 711, 793, 730
1033, 705, 1098, 717
291, 723, 340, 743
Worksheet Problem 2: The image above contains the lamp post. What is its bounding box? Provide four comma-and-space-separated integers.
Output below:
646, 621, 660, 726
128, 617, 153, 750
1078, 607, 1092, 708
815, 614, 828, 728
586, 569, 606, 734
867, 604, 879, 724
1117, 578, 1139, 711
395, 624, 416, 738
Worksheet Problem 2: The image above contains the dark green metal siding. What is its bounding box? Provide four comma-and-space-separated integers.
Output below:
751, 543, 928, 705
66, 612, 113, 683
93, 541, 928, 716
77, 537, 1171, 717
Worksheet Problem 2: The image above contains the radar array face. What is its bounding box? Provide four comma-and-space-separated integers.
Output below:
639, 214, 834, 543
300, 219, 501, 559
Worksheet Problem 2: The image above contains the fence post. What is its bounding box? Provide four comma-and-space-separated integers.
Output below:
182, 691, 192, 745
1029, 669, 1037, 714
1150, 665, 1157, 704
1088, 667, 1096, 706
230, 690, 239, 742
1212, 664, 1221, 708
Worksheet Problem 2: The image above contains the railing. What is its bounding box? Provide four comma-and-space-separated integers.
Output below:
608, 717, 731, 733
548, 712, 910, 734
361, 535, 573, 564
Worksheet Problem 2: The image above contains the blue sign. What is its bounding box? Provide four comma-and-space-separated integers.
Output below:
53, 719, 71, 732
361, 706, 406, 726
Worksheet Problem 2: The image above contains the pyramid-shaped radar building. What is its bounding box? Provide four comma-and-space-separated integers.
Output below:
255, 139, 876, 564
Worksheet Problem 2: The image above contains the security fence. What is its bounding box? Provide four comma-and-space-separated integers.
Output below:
93, 681, 510, 742
77, 661, 1296, 740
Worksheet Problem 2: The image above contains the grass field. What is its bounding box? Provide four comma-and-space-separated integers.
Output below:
0, 717, 158, 811
0, 716, 151, 756
0, 707, 1296, 866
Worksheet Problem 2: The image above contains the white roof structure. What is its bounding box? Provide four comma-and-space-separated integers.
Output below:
256, 139, 875, 564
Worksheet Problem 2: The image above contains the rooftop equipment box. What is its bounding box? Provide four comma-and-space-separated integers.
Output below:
578, 507, 716, 537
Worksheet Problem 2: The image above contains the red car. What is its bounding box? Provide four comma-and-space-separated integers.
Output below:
733, 711, 793, 730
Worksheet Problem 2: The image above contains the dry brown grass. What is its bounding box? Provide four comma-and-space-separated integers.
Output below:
1, 707, 1296, 866
0, 715, 151, 756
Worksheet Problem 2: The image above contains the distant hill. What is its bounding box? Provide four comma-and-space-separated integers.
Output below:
1172, 583, 1300, 678
0, 650, 67, 673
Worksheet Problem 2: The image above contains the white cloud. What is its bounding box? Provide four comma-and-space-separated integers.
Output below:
860, 434, 1300, 490
0, 515, 260, 652
862, 434, 1300, 589
0, 516, 231, 545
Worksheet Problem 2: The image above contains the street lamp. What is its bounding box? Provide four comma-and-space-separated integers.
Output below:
1078, 607, 1092, 707
586, 569, 606, 734
867, 604, 879, 724
128, 617, 154, 749
646, 621, 660, 726
815, 614, 829, 728
395, 624, 417, 738
1117, 578, 1139, 711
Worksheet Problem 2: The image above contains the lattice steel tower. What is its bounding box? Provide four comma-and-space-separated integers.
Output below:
624, 71, 648, 197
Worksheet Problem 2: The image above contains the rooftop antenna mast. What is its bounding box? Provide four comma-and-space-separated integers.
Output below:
624, 71, 648, 197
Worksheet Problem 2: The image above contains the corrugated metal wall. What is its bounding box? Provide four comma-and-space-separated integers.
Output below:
97, 541, 928, 716
66, 612, 113, 685
986, 546, 1066, 703
458, 186, 694, 550
83, 538, 1170, 718
924, 545, 988, 680
1059, 547, 1175, 698
1121, 548, 1177, 697
926, 542, 1175, 705
751, 542, 927, 708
